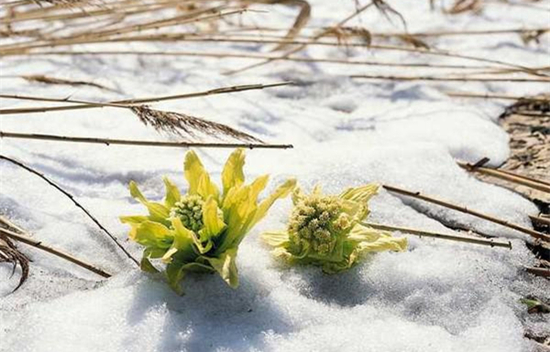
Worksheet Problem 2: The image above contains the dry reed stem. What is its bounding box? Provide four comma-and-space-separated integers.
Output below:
525, 266, 550, 278
20, 74, 116, 91
225, 0, 376, 74
0, 6, 244, 54
530, 215, 550, 227
382, 184, 550, 242
0, 131, 294, 149
457, 161, 550, 193
0, 154, 140, 266
130, 105, 263, 142
362, 221, 512, 248
0, 227, 112, 278
4, 35, 544, 77
350, 74, 550, 83
0, 81, 292, 114
446, 92, 550, 101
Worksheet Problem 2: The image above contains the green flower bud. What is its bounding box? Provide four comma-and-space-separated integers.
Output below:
288, 194, 348, 256
170, 195, 204, 232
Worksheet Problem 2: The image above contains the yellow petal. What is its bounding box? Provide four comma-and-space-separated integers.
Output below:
339, 183, 379, 203
261, 231, 290, 247
163, 176, 181, 208
184, 150, 206, 195
202, 196, 226, 238
250, 178, 296, 229
202, 248, 239, 288
197, 172, 220, 200
222, 148, 246, 197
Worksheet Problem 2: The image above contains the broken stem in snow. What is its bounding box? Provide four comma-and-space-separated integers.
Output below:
457, 161, 550, 193
0, 226, 112, 278
0, 131, 293, 149
382, 184, 550, 242
0, 154, 140, 266
362, 222, 512, 249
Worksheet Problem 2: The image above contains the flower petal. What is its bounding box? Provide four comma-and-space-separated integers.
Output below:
202, 196, 226, 239
202, 248, 239, 288
163, 176, 181, 208
129, 181, 170, 224
184, 150, 206, 195
222, 148, 245, 197
249, 178, 296, 230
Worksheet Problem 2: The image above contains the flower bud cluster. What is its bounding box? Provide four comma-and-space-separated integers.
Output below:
288, 194, 352, 255
170, 195, 204, 232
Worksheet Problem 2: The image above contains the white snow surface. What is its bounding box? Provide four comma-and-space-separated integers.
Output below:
1, 0, 549, 351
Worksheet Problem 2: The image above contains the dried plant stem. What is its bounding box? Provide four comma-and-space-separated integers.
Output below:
0, 227, 111, 278
226, 0, 375, 74
0, 131, 293, 149
382, 184, 550, 242
350, 74, 550, 83
525, 266, 550, 278
15, 49, 510, 71
530, 216, 550, 227
0, 81, 292, 114
361, 221, 512, 249
497, 170, 550, 187
446, 92, 550, 101
457, 161, 550, 193
0, 154, 140, 266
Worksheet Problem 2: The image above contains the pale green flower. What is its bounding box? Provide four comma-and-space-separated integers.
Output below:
262, 184, 407, 273
121, 149, 296, 293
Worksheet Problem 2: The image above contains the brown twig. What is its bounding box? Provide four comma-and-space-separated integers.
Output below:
0, 81, 292, 114
0, 131, 293, 149
0, 227, 111, 278
458, 161, 550, 193
446, 91, 550, 101
382, 184, 550, 242
525, 266, 550, 278
362, 221, 512, 248
350, 74, 550, 83
0, 154, 140, 265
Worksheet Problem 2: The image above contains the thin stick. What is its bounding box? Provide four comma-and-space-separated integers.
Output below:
497, 169, 550, 187
350, 75, 550, 83
525, 266, 550, 278
0, 131, 293, 149
457, 161, 550, 193
0, 227, 111, 278
0, 82, 293, 114
10, 49, 508, 71
361, 221, 512, 249
529, 215, 550, 227
446, 91, 550, 101
0, 154, 140, 266
382, 184, 550, 242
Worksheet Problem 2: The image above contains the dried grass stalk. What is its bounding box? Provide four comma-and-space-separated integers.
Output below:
0, 233, 30, 292
0, 131, 293, 149
383, 184, 550, 242
265, 0, 311, 51
21, 74, 116, 92
130, 105, 263, 143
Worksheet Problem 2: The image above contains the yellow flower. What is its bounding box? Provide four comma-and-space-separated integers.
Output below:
262, 184, 407, 273
121, 149, 296, 294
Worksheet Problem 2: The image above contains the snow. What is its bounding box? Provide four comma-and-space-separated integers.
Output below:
1, 0, 549, 351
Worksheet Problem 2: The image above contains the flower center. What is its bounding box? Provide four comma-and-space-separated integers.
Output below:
288, 194, 350, 255
170, 195, 204, 232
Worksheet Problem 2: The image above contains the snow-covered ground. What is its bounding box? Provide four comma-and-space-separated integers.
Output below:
1, 0, 549, 351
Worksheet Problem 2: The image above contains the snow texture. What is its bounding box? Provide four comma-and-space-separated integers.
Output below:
1, 0, 549, 351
